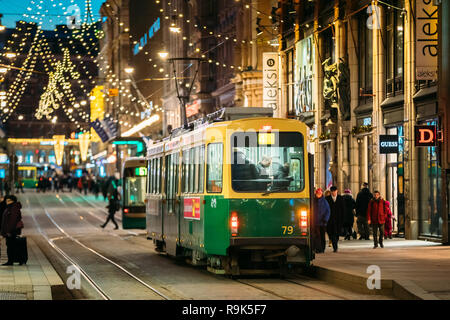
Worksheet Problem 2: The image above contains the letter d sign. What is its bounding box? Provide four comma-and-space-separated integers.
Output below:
415, 125, 437, 146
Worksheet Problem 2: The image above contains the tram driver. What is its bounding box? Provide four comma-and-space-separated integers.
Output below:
231, 149, 259, 191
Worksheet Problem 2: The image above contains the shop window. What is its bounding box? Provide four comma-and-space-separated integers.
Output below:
418, 120, 443, 238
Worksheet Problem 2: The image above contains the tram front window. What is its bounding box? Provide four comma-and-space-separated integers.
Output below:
124, 176, 146, 207
231, 132, 305, 193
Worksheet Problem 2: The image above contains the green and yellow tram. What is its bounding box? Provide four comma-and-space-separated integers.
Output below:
122, 157, 147, 229
18, 165, 38, 188
146, 109, 313, 276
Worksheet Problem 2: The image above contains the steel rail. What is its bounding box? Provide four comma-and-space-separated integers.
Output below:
33, 194, 170, 300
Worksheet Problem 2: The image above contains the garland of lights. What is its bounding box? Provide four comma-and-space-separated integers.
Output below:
36, 48, 80, 120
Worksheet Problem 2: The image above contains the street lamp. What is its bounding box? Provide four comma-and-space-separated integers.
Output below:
158, 43, 169, 59
167, 57, 204, 129
124, 67, 134, 74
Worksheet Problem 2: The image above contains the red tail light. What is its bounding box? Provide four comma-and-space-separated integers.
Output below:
299, 210, 308, 234
230, 211, 238, 236
124, 208, 129, 213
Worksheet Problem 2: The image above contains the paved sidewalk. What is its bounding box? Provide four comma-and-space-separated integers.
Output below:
0, 236, 65, 300
311, 238, 449, 300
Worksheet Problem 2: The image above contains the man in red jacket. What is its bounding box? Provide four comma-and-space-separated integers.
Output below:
367, 191, 387, 249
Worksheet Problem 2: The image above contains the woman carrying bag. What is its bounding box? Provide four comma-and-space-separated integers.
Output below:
1, 195, 26, 266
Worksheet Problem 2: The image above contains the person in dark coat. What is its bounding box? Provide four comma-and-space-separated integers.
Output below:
325, 186, 345, 252
367, 191, 387, 248
355, 182, 372, 240
1, 195, 24, 265
101, 179, 120, 230
342, 189, 356, 240
311, 188, 330, 253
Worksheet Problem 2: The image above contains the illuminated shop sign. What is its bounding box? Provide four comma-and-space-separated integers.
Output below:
415, 125, 437, 146
262, 52, 279, 110
379, 135, 399, 154
133, 18, 160, 56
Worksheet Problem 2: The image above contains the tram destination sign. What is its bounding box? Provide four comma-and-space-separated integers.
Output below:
379, 135, 399, 154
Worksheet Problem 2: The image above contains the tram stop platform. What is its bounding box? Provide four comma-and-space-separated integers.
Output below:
311, 237, 450, 300
0, 236, 65, 300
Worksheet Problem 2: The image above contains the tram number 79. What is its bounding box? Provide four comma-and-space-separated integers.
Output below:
282, 226, 294, 235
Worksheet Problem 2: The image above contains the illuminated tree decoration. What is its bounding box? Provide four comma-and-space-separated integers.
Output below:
36, 48, 80, 120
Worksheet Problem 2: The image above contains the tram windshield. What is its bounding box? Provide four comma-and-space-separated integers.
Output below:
124, 167, 146, 207
231, 132, 305, 193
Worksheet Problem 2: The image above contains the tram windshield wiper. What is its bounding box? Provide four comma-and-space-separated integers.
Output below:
262, 188, 286, 196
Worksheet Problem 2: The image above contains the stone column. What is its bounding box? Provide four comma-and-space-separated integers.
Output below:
371, 1, 386, 196
347, 16, 360, 194
404, 0, 419, 239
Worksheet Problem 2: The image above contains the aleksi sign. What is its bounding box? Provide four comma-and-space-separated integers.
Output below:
416, 0, 438, 80
379, 135, 399, 154
415, 125, 437, 146
263, 52, 279, 111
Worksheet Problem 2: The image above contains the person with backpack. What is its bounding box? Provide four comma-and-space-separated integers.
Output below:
1, 195, 25, 265
100, 178, 120, 230
367, 191, 388, 248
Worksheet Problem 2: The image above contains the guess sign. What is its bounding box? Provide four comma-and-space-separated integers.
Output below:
415, 125, 437, 146
379, 135, 399, 154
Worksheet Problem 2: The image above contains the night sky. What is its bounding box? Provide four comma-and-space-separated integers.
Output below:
0, 0, 104, 30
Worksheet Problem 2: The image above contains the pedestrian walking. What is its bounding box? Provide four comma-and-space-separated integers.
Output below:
1, 195, 24, 265
54, 176, 59, 193
311, 188, 330, 253
367, 191, 387, 248
15, 178, 25, 193
325, 186, 345, 252
384, 200, 393, 239
4, 181, 10, 196
355, 182, 372, 240
77, 178, 83, 193
342, 189, 356, 240
101, 178, 120, 230
0, 178, 4, 197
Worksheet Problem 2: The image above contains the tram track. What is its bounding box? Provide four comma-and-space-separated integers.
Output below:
234, 275, 350, 300
27, 193, 171, 300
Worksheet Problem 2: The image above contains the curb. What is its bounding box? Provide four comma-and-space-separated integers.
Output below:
309, 265, 440, 300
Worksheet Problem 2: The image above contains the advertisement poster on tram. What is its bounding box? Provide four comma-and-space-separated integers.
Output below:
184, 197, 201, 220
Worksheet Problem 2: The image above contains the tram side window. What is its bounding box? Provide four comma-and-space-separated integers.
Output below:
199, 145, 205, 193
183, 149, 189, 193
156, 157, 162, 194
147, 160, 153, 193
207, 143, 223, 193
190, 148, 195, 193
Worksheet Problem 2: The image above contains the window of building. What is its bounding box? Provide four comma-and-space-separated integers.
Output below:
286, 48, 295, 116
386, 1, 404, 96
207, 143, 223, 193
358, 13, 373, 104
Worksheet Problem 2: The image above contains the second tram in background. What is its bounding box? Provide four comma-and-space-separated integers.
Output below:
122, 157, 147, 229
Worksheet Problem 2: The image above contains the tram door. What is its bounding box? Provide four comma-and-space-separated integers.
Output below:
163, 153, 180, 256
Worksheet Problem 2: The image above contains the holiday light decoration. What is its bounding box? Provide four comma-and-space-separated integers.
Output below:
78, 132, 90, 162
36, 48, 80, 120
53, 135, 65, 166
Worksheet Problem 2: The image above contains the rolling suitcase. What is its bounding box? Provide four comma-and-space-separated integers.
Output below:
13, 236, 28, 265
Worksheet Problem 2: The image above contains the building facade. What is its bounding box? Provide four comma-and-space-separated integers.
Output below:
275, 0, 448, 243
